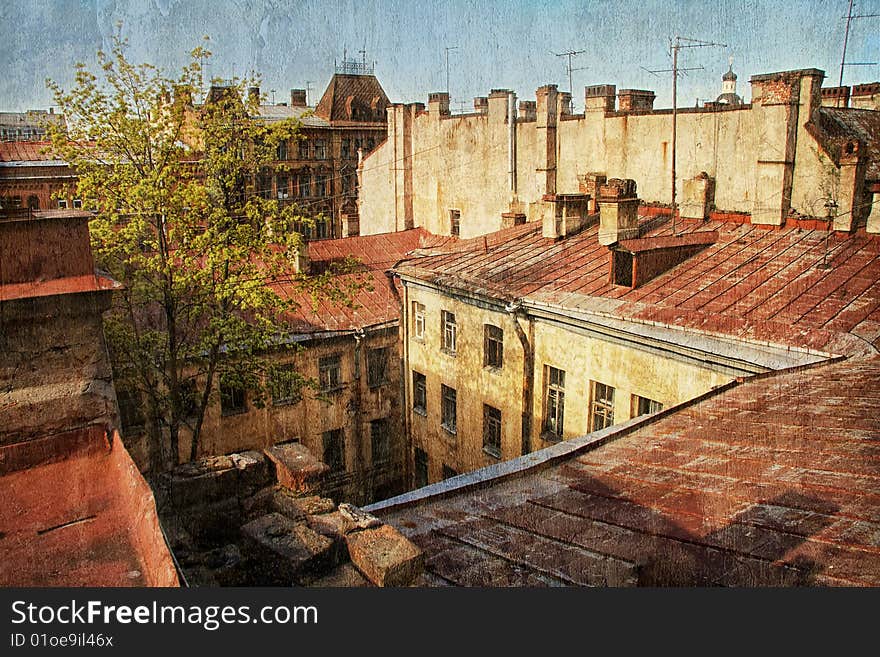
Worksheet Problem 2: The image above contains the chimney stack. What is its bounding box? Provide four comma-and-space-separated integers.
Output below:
617, 89, 655, 112
598, 178, 639, 246
290, 89, 307, 107
473, 96, 489, 114
585, 85, 616, 112
428, 92, 450, 116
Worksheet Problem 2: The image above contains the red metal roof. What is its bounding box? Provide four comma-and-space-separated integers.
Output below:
396, 217, 880, 355
0, 140, 60, 162
279, 228, 447, 333
378, 355, 880, 586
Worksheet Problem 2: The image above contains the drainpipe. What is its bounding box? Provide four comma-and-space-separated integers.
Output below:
385, 268, 410, 491
352, 327, 365, 502
508, 92, 517, 197
506, 299, 533, 455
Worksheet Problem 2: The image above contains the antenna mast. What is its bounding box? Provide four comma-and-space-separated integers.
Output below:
553, 49, 587, 98
444, 46, 459, 97
645, 36, 726, 234
839, 0, 879, 87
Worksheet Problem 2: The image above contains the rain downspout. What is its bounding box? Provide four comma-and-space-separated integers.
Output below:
506, 299, 532, 454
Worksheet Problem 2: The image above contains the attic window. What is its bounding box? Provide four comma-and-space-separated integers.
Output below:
612, 250, 633, 287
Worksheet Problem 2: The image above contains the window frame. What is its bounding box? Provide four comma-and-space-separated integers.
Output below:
484, 324, 503, 369
441, 310, 457, 355
632, 394, 663, 418
322, 428, 345, 473
269, 364, 302, 406
590, 381, 616, 432
483, 404, 502, 458
543, 365, 565, 439
318, 353, 342, 392
440, 384, 457, 434
219, 381, 247, 417
366, 347, 390, 388
412, 301, 426, 341
414, 447, 429, 488
370, 418, 391, 466
412, 371, 427, 416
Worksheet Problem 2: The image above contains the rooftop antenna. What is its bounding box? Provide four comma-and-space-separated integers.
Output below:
306, 81, 314, 106
552, 49, 587, 96
644, 35, 726, 234
839, 0, 879, 87
444, 46, 459, 96
270, 88, 276, 104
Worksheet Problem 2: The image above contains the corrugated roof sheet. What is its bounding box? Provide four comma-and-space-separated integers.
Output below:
377, 355, 880, 586
396, 217, 880, 355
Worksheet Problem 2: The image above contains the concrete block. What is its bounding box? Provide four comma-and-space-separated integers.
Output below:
230, 450, 272, 494
309, 563, 372, 588
346, 524, 424, 587
338, 503, 382, 530
240, 513, 335, 585
170, 456, 238, 507
263, 443, 328, 492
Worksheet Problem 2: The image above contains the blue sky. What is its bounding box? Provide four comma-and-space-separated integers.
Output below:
2, 0, 878, 112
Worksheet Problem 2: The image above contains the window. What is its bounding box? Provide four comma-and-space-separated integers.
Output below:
117, 388, 145, 436
366, 138, 375, 152
276, 174, 289, 199
72, 198, 82, 209
442, 464, 458, 479
26, 195, 39, 210
341, 139, 351, 159
370, 418, 391, 465
257, 169, 272, 199
632, 395, 663, 418
449, 209, 461, 236
412, 302, 426, 340
299, 140, 310, 159
276, 140, 288, 160
322, 429, 345, 472
269, 364, 301, 406
315, 139, 327, 160
590, 381, 616, 431
483, 404, 502, 458
220, 380, 247, 416
441, 384, 457, 433
367, 347, 389, 388
414, 447, 428, 488
319, 354, 342, 391
313, 218, 329, 239
315, 172, 329, 197
484, 324, 503, 368
441, 310, 457, 354
57, 199, 68, 209
298, 172, 311, 198
544, 366, 565, 438
412, 371, 427, 415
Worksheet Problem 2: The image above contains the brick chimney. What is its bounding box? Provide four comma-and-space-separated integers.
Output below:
617, 89, 655, 112
294, 240, 310, 274
290, 89, 307, 107
518, 100, 536, 121
473, 96, 489, 114
585, 85, 616, 112
598, 178, 639, 246
428, 92, 450, 117
821, 86, 850, 108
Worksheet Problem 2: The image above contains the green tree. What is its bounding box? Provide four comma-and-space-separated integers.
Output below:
47, 36, 358, 469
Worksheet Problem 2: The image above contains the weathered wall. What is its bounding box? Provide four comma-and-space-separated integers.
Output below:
402, 280, 733, 485
360, 69, 865, 237
134, 326, 406, 506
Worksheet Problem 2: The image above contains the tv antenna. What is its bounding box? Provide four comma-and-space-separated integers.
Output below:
553, 49, 587, 98
306, 81, 314, 106
444, 46, 459, 96
644, 36, 726, 234
839, 0, 879, 87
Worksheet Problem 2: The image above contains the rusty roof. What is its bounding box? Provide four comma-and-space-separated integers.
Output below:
375, 355, 880, 586
810, 107, 880, 180
395, 217, 880, 356
314, 74, 390, 124
0, 140, 65, 163
277, 228, 447, 333
0, 425, 178, 586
